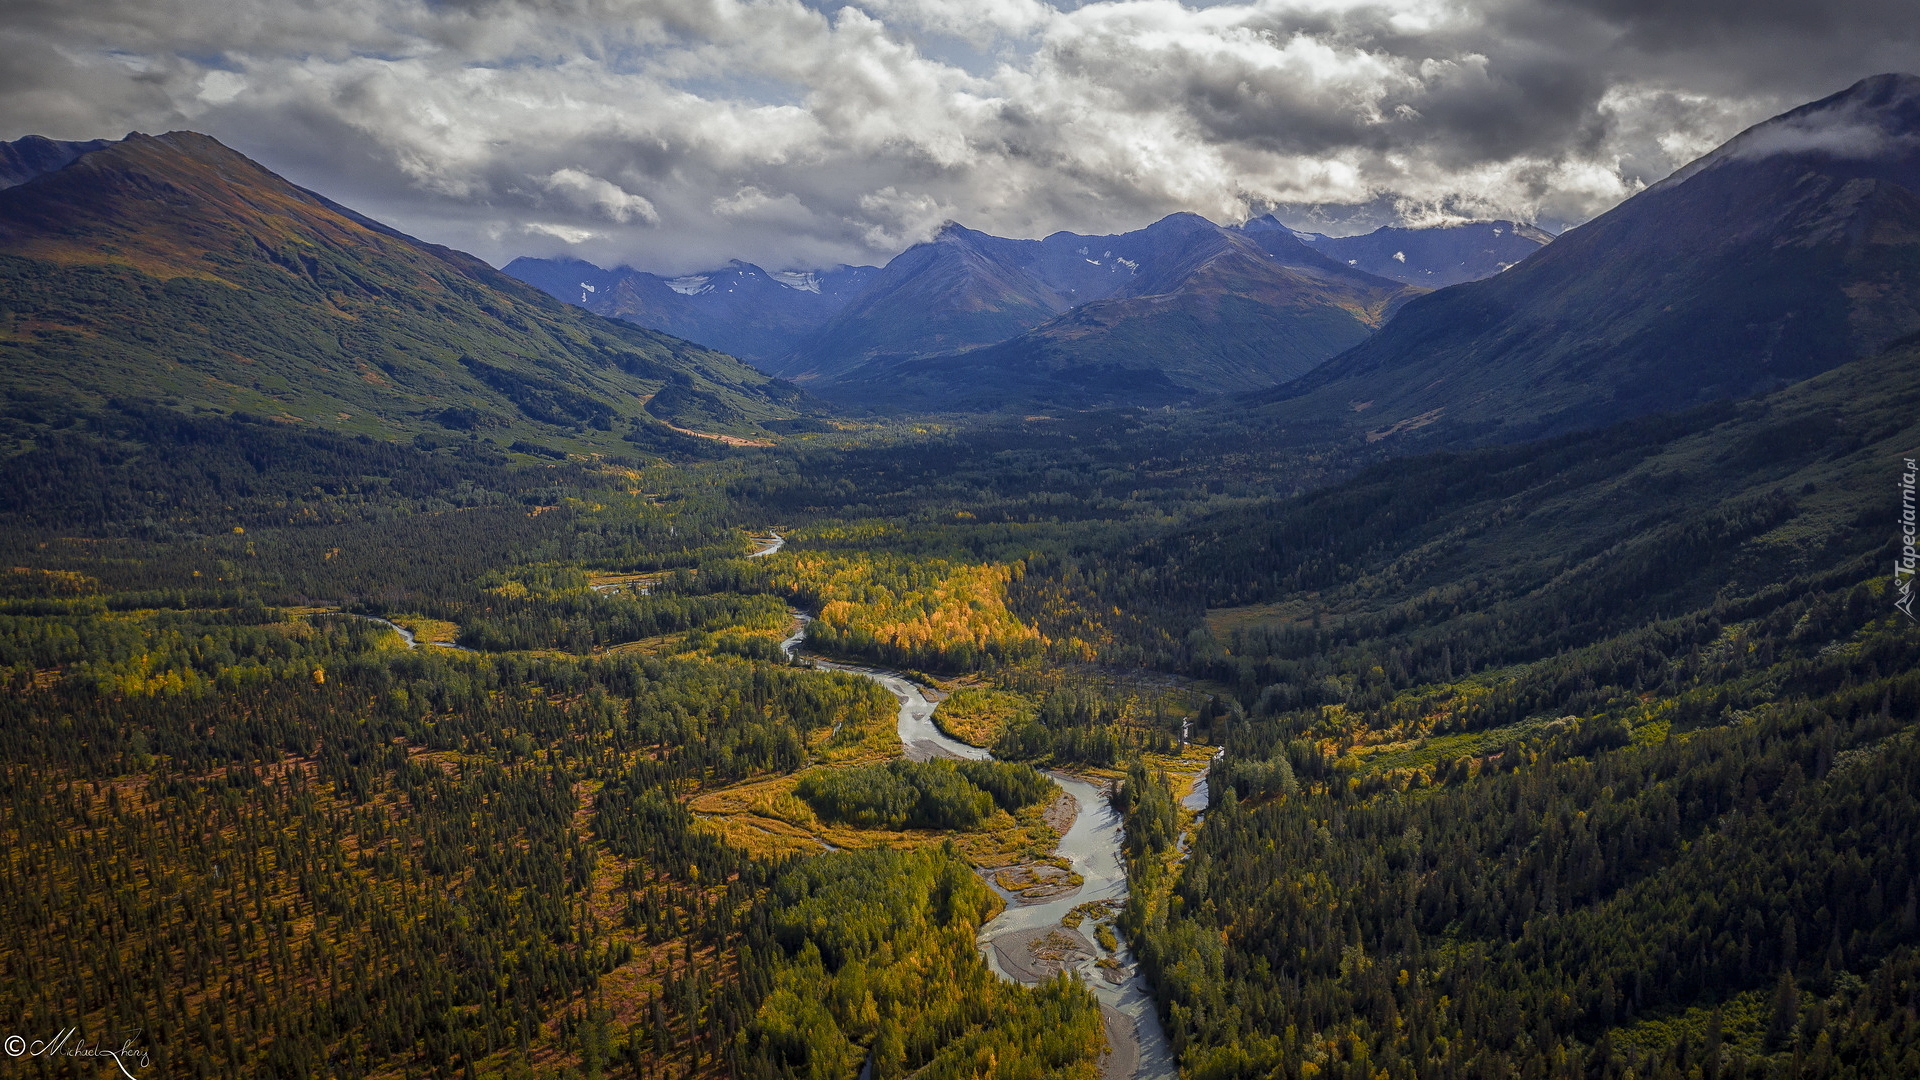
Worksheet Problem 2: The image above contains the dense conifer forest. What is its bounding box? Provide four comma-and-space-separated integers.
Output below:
1, 336, 1917, 1080
4, 67, 1919, 1080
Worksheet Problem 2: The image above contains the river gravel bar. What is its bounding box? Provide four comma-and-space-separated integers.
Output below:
989, 926, 1096, 983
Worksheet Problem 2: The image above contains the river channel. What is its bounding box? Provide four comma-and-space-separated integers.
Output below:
332, 613, 475, 652
776, 613, 1182, 1080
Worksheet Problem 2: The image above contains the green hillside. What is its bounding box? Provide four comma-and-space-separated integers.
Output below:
1093, 338, 1920, 1079
0, 132, 808, 459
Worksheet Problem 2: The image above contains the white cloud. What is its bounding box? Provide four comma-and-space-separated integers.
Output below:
0, 0, 1911, 271
712, 185, 815, 225
525, 221, 600, 242
860, 0, 1053, 45
1730, 119, 1913, 162
195, 69, 245, 106
544, 167, 661, 224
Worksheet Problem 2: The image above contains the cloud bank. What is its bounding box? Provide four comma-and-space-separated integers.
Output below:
1, 0, 1915, 272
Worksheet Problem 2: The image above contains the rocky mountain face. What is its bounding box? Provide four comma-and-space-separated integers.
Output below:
0, 135, 113, 189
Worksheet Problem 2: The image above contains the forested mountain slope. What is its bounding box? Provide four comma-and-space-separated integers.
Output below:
1096, 335, 1920, 1079
0, 131, 806, 455
1245, 73, 1920, 445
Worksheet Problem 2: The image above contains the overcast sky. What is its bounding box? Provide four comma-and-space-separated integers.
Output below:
2, 0, 1915, 273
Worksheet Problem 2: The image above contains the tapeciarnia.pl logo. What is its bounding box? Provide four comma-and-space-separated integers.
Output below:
1899, 457, 1917, 620
3, 1028, 149, 1079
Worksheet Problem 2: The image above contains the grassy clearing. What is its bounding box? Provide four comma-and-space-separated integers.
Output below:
1071, 743, 1219, 794
584, 570, 668, 591
1204, 600, 1314, 638
687, 768, 1069, 868
389, 613, 461, 646
1346, 713, 1579, 776
933, 687, 1033, 747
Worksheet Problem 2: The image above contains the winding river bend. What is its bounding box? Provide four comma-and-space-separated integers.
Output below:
332, 614, 475, 652
776, 613, 1182, 1080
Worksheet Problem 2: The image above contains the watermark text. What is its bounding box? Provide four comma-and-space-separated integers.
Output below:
4, 1028, 150, 1079
1899, 457, 1917, 620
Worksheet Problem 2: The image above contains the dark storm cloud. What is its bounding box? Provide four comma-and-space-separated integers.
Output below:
1546, 0, 1918, 48
0, 0, 1909, 269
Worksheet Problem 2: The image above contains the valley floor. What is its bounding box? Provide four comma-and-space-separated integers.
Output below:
4, 342, 1920, 1079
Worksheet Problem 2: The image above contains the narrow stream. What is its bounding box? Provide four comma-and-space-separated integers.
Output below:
335, 614, 474, 652
777, 612, 1183, 1079
1181, 751, 1224, 812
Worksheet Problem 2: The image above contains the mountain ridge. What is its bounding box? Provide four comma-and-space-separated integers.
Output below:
502, 255, 880, 369
1243, 217, 1553, 287
1244, 72, 1920, 446
820, 215, 1417, 410
0, 130, 807, 456
507, 212, 1546, 410
778, 222, 1079, 380
0, 134, 114, 189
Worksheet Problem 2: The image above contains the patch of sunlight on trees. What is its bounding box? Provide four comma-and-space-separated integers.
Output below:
739, 847, 1106, 1080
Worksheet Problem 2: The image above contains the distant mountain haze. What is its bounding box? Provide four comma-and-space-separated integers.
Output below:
1248, 72, 1920, 446
1242, 218, 1555, 288
0, 135, 113, 190
512, 210, 1506, 411
502, 256, 880, 368
0, 131, 807, 454
775, 221, 1081, 380
824, 213, 1419, 411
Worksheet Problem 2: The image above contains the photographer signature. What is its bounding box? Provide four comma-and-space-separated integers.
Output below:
5, 1029, 150, 1079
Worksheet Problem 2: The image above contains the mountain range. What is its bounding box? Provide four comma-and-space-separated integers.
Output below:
5, 71, 1920, 1080
6, 74, 1914, 448
819, 214, 1418, 410
501, 256, 880, 370
0, 131, 804, 460
1244, 218, 1554, 288
1247, 72, 1920, 446
512, 212, 1480, 409
0, 135, 113, 189
500, 76, 1920, 432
